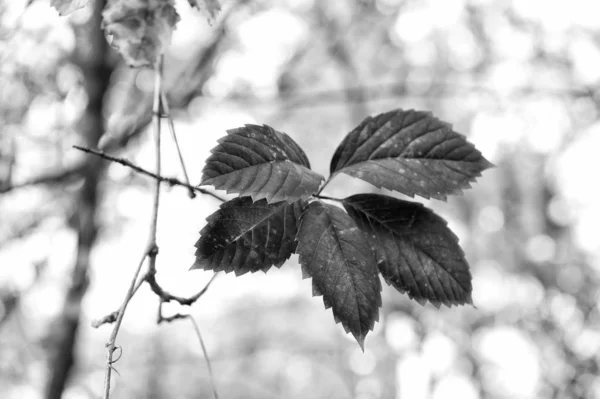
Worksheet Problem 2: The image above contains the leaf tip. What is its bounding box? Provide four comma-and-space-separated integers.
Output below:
354, 334, 366, 351
481, 158, 495, 170
466, 295, 476, 308
189, 258, 208, 271
189, 262, 200, 271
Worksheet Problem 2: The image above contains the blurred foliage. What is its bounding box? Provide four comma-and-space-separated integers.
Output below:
1, 0, 600, 398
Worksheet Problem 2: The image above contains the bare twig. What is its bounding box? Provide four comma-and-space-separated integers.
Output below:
91, 276, 146, 328
72, 145, 226, 203
101, 249, 150, 399
147, 272, 218, 306
102, 57, 165, 399
157, 307, 219, 399
149, 54, 164, 249
187, 316, 219, 399
161, 89, 195, 199
92, 272, 218, 329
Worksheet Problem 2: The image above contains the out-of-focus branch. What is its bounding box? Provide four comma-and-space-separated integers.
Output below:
167, 6, 232, 109
0, 118, 150, 195
72, 145, 226, 202
0, 289, 19, 327
232, 80, 600, 110
315, 4, 368, 123
0, 167, 82, 194
44, 1, 111, 398
0, 216, 45, 245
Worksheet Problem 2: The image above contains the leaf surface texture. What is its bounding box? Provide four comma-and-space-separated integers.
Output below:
192, 197, 303, 275
330, 109, 493, 200
202, 125, 324, 203
343, 194, 472, 307
296, 201, 381, 348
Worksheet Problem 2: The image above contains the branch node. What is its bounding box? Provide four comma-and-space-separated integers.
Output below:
148, 245, 159, 257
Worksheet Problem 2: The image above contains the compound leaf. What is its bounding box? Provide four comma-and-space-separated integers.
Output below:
343, 193, 472, 308
102, 0, 180, 68
51, 0, 89, 15
192, 197, 303, 275
330, 109, 493, 200
296, 200, 381, 348
201, 125, 324, 203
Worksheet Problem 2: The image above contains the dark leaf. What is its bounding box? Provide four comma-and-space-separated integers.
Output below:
343, 194, 472, 308
201, 125, 324, 203
191, 197, 303, 275
51, 0, 89, 15
296, 200, 381, 348
330, 109, 493, 200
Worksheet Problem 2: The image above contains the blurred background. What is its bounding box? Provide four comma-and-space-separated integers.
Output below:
1, 0, 600, 398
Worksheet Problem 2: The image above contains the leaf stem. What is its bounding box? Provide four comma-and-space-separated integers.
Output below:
315, 177, 332, 196
314, 194, 343, 203
161, 89, 195, 198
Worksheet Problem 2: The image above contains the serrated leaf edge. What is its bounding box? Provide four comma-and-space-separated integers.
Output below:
343, 196, 473, 308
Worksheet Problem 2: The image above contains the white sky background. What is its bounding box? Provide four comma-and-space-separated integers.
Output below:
1, 0, 600, 398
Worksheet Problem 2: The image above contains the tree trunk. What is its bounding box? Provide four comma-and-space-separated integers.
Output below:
45, 1, 111, 398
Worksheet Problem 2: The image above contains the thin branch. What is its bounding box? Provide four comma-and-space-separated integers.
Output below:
161, 89, 195, 199
150, 56, 163, 244
72, 145, 226, 203
92, 272, 218, 329
102, 250, 149, 399
147, 272, 218, 306
102, 57, 164, 399
91, 276, 146, 328
187, 316, 219, 399
157, 307, 219, 399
